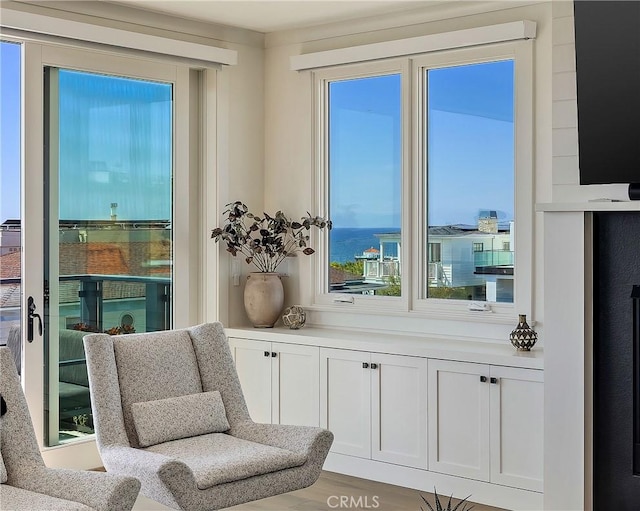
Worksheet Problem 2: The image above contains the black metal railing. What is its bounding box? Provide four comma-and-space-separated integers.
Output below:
60, 274, 171, 333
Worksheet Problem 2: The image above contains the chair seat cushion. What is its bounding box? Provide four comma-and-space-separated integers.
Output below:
0, 484, 94, 511
143, 432, 307, 489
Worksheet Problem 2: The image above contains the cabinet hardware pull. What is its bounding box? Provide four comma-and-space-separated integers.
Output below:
480, 376, 487, 383
264, 351, 270, 357
271, 352, 277, 357
371, 363, 378, 370
490, 377, 499, 384
362, 362, 369, 369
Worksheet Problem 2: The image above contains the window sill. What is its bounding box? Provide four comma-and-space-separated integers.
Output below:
306, 301, 524, 325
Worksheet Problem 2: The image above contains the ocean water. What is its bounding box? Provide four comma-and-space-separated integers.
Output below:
329, 227, 400, 264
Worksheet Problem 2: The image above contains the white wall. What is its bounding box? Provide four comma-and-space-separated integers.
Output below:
263, 1, 553, 340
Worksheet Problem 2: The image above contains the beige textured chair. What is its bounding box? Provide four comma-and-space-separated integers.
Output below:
83, 322, 333, 511
0, 347, 141, 511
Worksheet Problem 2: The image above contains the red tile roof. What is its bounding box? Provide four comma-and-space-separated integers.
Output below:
0, 251, 21, 279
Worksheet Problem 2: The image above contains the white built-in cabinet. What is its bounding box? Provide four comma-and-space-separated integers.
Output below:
226, 328, 544, 510
428, 359, 544, 492
227, 338, 320, 427
320, 348, 428, 469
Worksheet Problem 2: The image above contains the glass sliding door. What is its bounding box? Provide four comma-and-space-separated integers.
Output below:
44, 67, 174, 445
0, 41, 22, 367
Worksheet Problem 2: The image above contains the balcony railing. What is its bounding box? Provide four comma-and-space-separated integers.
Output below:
474, 250, 514, 268
362, 260, 400, 280
60, 274, 171, 333
0, 274, 171, 341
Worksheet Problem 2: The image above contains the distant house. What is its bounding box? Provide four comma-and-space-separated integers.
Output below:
0, 220, 20, 256
357, 213, 514, 302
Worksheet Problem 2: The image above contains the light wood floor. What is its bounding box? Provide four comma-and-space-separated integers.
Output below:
133, 471, 507, 511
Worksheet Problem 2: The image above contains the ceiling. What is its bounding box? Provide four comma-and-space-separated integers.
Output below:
106, 0, 435, 33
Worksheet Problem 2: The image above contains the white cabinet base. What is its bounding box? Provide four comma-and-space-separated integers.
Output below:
324, 452, 543, 511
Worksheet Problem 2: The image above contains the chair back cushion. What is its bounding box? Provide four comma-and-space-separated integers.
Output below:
131, 391, 230, 447
112, 330, 203, 447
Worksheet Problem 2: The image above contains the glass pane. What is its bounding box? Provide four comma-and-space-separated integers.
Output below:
328, 74, 402, 296
426, 60, 514, 303
45, 68, 173, 445
0, 41, 22, 370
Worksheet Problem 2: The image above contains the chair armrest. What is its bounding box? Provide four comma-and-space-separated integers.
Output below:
229, 421, 334, 457
10, 466, 140, 511
100, 444, 195, 487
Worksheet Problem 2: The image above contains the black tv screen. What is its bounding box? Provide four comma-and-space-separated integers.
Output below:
574, 0, 640, 185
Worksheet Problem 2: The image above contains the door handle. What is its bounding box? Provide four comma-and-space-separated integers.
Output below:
27, 296, 43, 342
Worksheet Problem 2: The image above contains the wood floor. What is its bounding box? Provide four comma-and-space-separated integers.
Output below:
133, 471, 507, 510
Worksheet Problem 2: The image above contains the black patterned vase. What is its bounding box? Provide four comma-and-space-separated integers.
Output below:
509, 314, 538, 351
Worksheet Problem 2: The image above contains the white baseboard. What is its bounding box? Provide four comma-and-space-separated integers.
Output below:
324, 452, 543, 511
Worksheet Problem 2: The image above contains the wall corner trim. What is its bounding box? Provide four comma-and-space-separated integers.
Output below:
290, 20, 536, 71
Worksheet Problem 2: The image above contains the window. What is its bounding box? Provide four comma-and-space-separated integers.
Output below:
0, 41, 22, 350
43, 68, 174, 444
324, 65, 402, 298
424, 61, 514, 303
315, 41, 533, 318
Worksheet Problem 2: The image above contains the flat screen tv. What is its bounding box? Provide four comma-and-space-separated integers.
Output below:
573, 1, 640, 189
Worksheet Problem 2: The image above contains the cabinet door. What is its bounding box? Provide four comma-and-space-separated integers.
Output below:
228, 338, 272, 424
320, 348, 371, 458
272, 343, 320, 427
371, 353, 427, 469
490, 366, 544, 492
428, 359, 490, 481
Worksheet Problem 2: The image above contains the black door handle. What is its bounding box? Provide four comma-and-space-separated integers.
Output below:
27, 296, 43, 342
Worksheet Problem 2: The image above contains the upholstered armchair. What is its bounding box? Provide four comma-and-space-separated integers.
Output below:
83, 322, 333, 511
0, 347, 141, 511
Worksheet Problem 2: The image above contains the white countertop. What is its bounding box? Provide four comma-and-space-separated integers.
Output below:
226, 325, 543, 370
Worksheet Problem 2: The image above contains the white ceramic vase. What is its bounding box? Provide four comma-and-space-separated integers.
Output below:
244, 272, 284, 328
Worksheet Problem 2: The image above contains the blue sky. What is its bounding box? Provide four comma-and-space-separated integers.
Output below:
1, 41, 21, 224
56, 69, 172, 220
2, 41, 513, 228
329, 60, 514, 228
0, 42, 172, 223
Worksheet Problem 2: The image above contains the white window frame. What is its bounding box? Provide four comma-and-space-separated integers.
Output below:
311, 40, 533, 324
3, 33, 218, 464
412, 41, 533, 320
312, 58, 411, 312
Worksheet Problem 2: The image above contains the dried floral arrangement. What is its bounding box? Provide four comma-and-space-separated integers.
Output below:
211, 201, 331, 273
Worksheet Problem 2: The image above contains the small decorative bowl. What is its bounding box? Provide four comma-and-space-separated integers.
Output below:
282, 306, 306, 329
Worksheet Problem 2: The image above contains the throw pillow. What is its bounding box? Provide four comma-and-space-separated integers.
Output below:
132, 391, 230, 447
